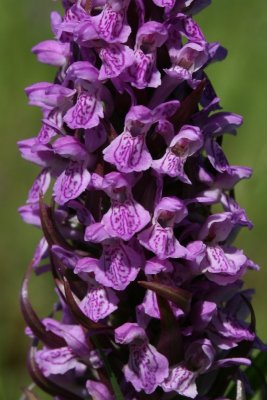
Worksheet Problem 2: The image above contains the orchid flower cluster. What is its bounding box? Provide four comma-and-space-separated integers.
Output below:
19, 0, 263, 399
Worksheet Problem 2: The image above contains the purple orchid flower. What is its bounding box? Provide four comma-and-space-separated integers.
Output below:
19, 1, 263, 399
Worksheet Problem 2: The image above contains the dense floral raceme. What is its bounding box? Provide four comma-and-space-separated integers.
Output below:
19, 0, 264, 399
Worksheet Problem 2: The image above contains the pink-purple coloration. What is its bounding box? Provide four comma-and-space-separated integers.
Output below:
19, 0, 262, 399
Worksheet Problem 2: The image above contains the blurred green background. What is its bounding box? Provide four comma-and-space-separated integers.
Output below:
0, 0, 267, 398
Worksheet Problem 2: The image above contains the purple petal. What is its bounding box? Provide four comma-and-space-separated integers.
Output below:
145, 257, 173, 274
99, 44, 135, 80
53, 161, 91, 205
115, 322, 147, 344
124, 341, 169, 394
65, 61, 99, 82
173, 14, 206, 44
211, 313, 255, 348
161, 364, 197, 398
25, 82, 75, 110
43, 318, 90, 356
35, 347, 80, 377
152, 0, 176, 9
206, 139, 229, 173
127, 50, 161, 89
205, 246, 247, 285
86, 380, 114, 400
53, 136, 88, 161
214, 357, 251, 368
152, 151, 189, 181
103, 131, 152, 173
191, 300, 217, 330
74, 256, 99, 275
84, 223, 111, 243
37, 119, 61, 145
154, 196, 188, 222
203, 112, 243, 136
32, 40, 71, 67
80, 284, 118, 322
19, 203, 41, 227
93, 1, 131, 43
115, 323, 169, 394
166, 42, 208, 80
51, 245, 80, 269
27, 168, 51, 203
102, 197, 151, 241
94, 241, 142, 290
198, 213, 233, 243
215, 166, 253, 190
136, 20, 168, 49
138, 223, 188, 260
32, 237, 49, 268
185, 339, 215, 372
64, 89, 104, 130
18, 138, 57, 168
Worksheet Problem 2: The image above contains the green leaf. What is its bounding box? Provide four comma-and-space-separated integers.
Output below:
138, 280, 192, 312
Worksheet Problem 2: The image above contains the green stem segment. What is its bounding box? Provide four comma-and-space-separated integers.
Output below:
91, 336, 124, 400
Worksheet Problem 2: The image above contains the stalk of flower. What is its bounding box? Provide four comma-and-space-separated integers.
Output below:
19, 0, 263, 399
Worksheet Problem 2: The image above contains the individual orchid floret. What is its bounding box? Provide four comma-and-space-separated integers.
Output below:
85, 172, 151, 241
115, 323, 169, 394
103, 105, 154, 173
210, 311, 255, 349
63, 86, 107, 130
138, 196, 189, 259
165, 42, 208, 82
53, 160, 91, 205
32, 40, 71, 67
152, 124, 203, 182
99, 43, 135, 80
103, 101, 179, 173
34, 318, 93, 377
36, 346, 83, 377
79, 278, 119, 322
169, 13, 206, 45
161, 364, 197, 398
36, 109, 63, 145
91, 0, 131, 43
55, 3, 89, 41
221, 193, 253, 230
214, 165, 253, 190
75, 0, 131, 45
202, 111, 243, 136
75, 238, 143, 291
125, 21, 168, 89
62, 61, 108, 130
203, 246, 248, 285
196, 213, 249, 285
25, 82, 76, 111
198, 212, 234, 244
185, 339, 215, 372
52, 136, 89, 162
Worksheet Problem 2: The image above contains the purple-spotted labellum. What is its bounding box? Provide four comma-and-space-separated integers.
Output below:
19, 1, 263, 399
